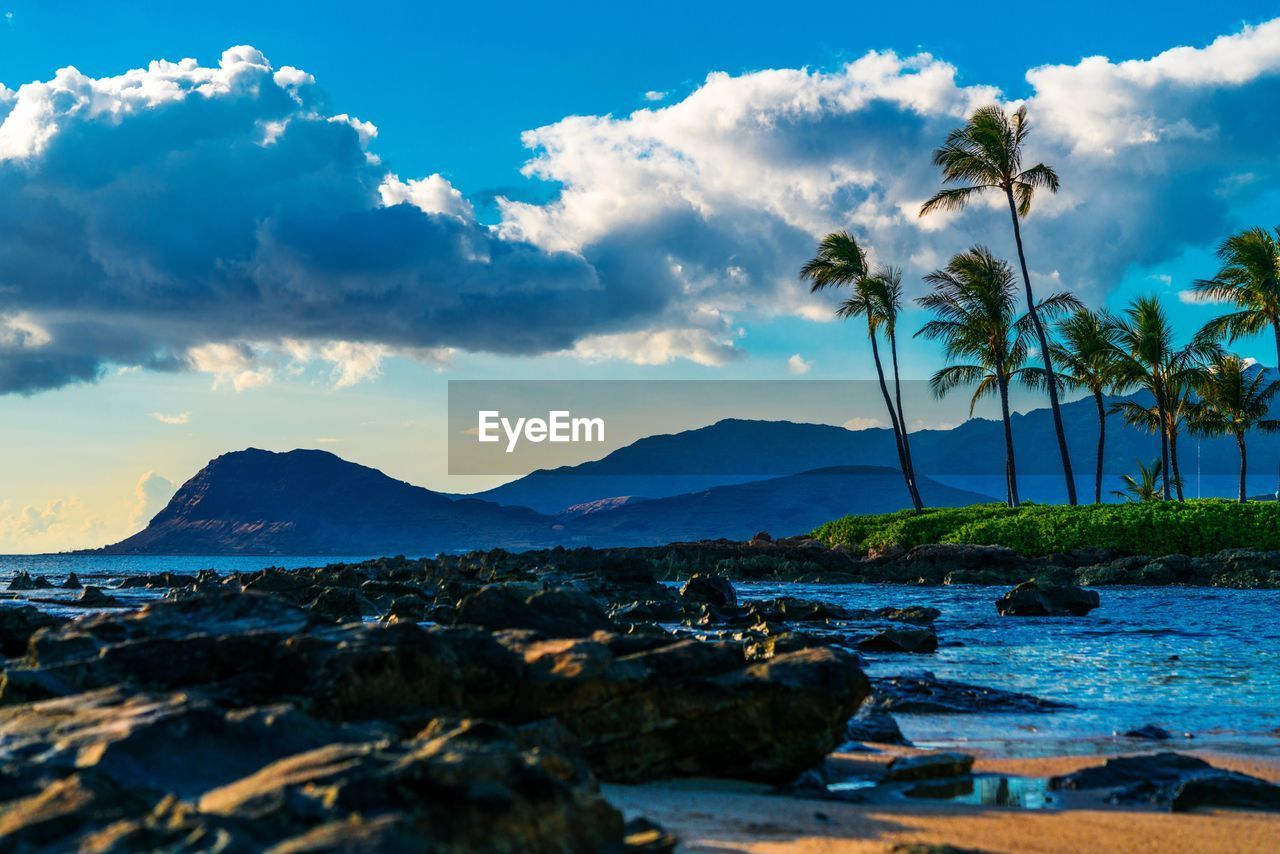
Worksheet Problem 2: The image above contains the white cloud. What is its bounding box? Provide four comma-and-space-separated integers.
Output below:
150, 411, 190, 425
0, 496, 102, 552
570, 327, 742, 367
127, 471, 174, 530
843, 416, 889, 431
187, 343, 274, 391
644, 90, 667, 102
1177, 289, 1224, 305
379, 173, 474, 219
787, 353, 812, 374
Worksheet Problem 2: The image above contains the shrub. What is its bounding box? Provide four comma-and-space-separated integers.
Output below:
811, 500, 1280, 557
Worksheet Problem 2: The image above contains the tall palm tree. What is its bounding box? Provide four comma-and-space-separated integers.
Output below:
1187, 354, 1280, 502
1109, 297, 1219, 500
920, 105, 1079, 505
1194, 226, 1280, 367
866, 267, 922, 507
1026, 308, 1123, 504
801, 232, 923, 511
915, 246, 1079, 507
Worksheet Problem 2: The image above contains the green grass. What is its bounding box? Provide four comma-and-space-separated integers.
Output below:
811, 500, 1280, 557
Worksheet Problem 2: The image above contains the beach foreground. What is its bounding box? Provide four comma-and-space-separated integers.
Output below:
607, 749, 1280, 853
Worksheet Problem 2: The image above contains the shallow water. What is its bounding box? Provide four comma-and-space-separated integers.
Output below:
735, 581, 1280, 757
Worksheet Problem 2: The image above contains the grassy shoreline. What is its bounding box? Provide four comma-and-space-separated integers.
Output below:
812, 500, 1280, 558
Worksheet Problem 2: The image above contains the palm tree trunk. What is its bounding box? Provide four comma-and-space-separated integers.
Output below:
1169, 422, 1185, 501
868, 328, 918, 511
1273, 318, 1280, 373
998, 372, 1020, 508
1093, 389, 1106, 504
888, 329, 924, 512
1155, 381, 1170, 500
1237, 432, 1248, 503
1005, 189, 1077, 506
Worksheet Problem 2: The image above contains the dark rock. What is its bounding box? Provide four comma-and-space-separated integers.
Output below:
1050, 752, 1212, 791
857, 626, 938, 654
381, 594, 429, 624
456, 584, 614, 637
842, 707, 910, 746
1124, 724, 1173, 740
305, 587, 364, 624
750, 531, 773, 544
679, 573, 737, 609
870, 673, 1067, 714
1051, 752, 1280, 813
747, 596, 853, 622
0, 604, 63, 658
1171, 771, 1280, 812
883, 752, 974, 782
7, 571, 53, 591
77, 586, 122, 607
874, 606, 941, 623
996, 580, 1099, 617
61, 572, 82, 589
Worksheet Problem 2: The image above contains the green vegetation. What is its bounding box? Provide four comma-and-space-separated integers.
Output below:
811, 500, 1280, 558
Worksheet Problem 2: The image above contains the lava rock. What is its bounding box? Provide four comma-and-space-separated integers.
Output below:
869, 673, 1067, 714
883, 752, 974, 782
0, 604, 63, 658
995, 580, 1099, 617
842, 707, 910, 746
1050, 752, 1212, 791
77, 586, 122, 608
456, 584, 615, 637
61, 572, 82, 590
857, 626, 938, 654
679, 573, 737, 609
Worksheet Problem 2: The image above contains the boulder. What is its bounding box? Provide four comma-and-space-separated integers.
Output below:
869, 673, 1066, 714
1050, 752, 1212, 791
678, 573, 737, 609
873, 606, 941, 623
1171, 771, 1280, 812
7, 571, 53, 591
1050, 752, 1280, 813
455, 584, 615, 637
77, 586, 122, 608
0, 604, 63, 658
883, 752, 974, 782
61, 572, 82, 590
842, 707, 910, 746
996, 580, 1099, 617
305, 587, 364, 624
857, 626, 938, 654
1124, 724, 1173, 740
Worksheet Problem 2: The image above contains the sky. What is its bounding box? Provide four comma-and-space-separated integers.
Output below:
1, 1, 1279, 551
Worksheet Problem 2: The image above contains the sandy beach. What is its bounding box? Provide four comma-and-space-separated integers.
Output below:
605, 748, 1280, 853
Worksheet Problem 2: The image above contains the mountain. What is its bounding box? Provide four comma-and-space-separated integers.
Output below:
560, 466, 990, 546
93, 449, 557, 555
472, 386, 1280, 511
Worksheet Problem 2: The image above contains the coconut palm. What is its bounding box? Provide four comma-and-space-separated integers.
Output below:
864, 267, 922, 507
1025, 308, 1123, 504
920, 105, 1079, 505
1186, 354, 1280, 502
1111, 459, 1164, 502
1109, 297, 1219, 500
1194, 226, 1280, 366
915, 246, 1080, 507
800, 232, 923, 511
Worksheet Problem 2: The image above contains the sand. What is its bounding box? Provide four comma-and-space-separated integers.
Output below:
604, 748, 1280, 853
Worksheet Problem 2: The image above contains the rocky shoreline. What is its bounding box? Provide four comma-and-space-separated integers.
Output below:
0, 546, 1277, 850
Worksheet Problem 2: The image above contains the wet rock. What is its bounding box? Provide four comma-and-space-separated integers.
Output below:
610, 598, 683, 624
995, 580, 1099, 617
7, 571, 53, 591
842, 707, 910, 746
869, 673, 1067, 714
1051, 752, 1280, 813
61, 572, 82, 590
381, 594, 429, 624
873, 606, 941, 623
747, 596, 853, 623
1171, 771, 1280, 812
679, 573, 737, 609
857, 626, 938, 654
456, 584, 615, 637
0, 604, 63, 658
876, 544, 1030, 585
77, 586, 122, 608
1050, 752, 1212, 791
883, 752, 974, 782
305, 587, 364, 624
1124, 724, 1173, 740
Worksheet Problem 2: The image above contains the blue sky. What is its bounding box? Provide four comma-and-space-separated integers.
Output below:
1, 1, 1279, 551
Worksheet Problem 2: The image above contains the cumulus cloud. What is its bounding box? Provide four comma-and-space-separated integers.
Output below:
150, 411, 190, 425
843, 416, 889, 431
0, 496, 102, 552
3, 23, 1280, 393
787, 353, 812, 374
643, 90, 667, 101
127, 471, 175, 530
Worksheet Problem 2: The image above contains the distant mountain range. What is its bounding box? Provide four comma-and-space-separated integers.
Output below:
89, 378, 1280, 555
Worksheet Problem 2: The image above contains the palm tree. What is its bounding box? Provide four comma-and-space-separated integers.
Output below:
801, 232, 923, 511
920, 105, 1079, 505
1194, 227, 1280, 366
866, 267, 922, 507
915, 246, 1079, 507
1187, 354, 1280, 502
1026, 309, 1123, 504
1111, 459, 1164, 502
1109, 297, 1219, 500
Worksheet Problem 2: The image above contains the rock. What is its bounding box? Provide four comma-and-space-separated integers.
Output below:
77, 586, 121, 607
842, 707, 910, 746
995, 580, 1099, 617
0, 604, 63, 658
7, 571, 53, 591
456, 584, 615, 637
1124, 724, 1173, 740
61, 572, 82, 589
874, 606, 941, 623
305, 587, 364, 624
883, 752, 974, 782
1050, 752, 1211, 791
857, 626, 938, 654
1171, 771, 1280, 812
0, 773, 152, 850
381, 594, 429, 624
876, 544, 1030, 585
679, 573, 737, 609
869, 673, 1067, 714
747, 597, 853, 623
750, 531, 773, 544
